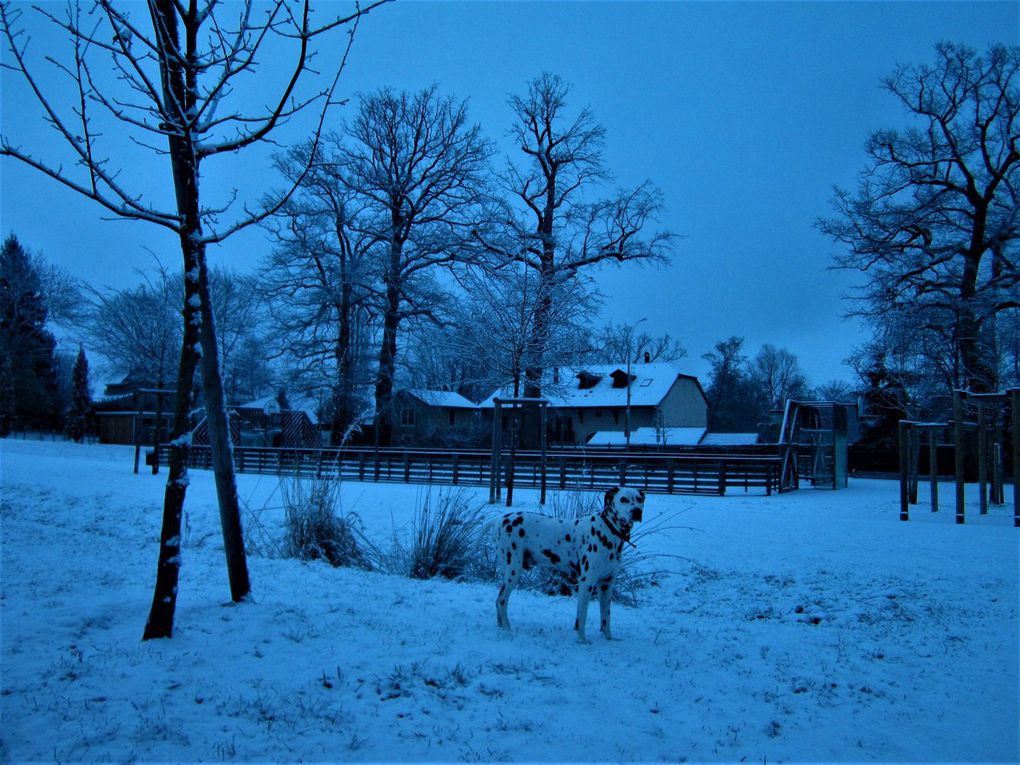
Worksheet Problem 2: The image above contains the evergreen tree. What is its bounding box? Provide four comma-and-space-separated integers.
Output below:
68, 345, 92, 442
0, 234, 60, 429
0, 352, 14, 436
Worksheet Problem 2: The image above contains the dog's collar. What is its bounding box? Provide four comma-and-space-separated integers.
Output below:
600, 511, 636, 548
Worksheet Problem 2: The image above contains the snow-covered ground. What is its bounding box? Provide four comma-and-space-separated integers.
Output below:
2, 438, 1017, 763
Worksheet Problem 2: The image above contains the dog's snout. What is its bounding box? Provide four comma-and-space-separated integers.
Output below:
632, 507, 643, 522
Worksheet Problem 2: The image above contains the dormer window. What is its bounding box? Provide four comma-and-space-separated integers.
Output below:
609, 369, 636, 389
576, 370, 602, 389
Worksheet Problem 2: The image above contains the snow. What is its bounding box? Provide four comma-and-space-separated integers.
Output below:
408, 389, 479, 409
480, 363, 697, 410
587, 426, 706, 446
1, 438, 1018, 763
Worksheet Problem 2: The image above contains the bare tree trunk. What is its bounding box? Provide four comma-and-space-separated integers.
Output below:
374, 273, 401, 447
196, 252, 251, 601
143, 239, 201, 640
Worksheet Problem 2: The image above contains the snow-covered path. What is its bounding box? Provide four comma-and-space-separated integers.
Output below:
2, 439, 1017, 762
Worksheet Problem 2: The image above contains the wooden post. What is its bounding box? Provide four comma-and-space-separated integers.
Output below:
898, 420, 910, 521
913, 428, 922, 505
539, 402, 547, 506
152, 391, 163, 475
1011, 389, 1020, 528
717, 461, 727, 496
929, 428, 939, 513
953, 390, 965, 524
489, 400, 501, 504
978, 401, 988, 515
133, 390, 142, 475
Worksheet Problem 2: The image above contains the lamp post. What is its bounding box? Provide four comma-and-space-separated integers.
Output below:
625, 317, 647, 450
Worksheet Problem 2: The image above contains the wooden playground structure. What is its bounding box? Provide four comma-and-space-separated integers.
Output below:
898, 389, 1019, 526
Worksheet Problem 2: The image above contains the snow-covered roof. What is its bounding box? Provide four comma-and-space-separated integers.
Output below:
479, 363, 700, 409
407, 389, 478, 409
701, 432, 760, 446
587, 427, 707, 447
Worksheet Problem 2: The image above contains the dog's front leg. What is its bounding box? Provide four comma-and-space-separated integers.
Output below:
598, 581, 614, 639
575, 582, 594, 644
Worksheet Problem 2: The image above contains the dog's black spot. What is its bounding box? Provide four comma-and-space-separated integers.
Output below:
511, 542, 517, 550
523, 550, 535, 570
542, 549, 561, 565
511, 515, 524, 527
582, 556, 589, 572
609, 553, 615, 561
511, 569, 516, 576
518, 528, 525, 538
506, 551, 512, 565
600, 583, 609, 592
565, 534, 571, 542
504, 524, 513, 534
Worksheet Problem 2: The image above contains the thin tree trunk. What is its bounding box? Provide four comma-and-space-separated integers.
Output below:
143, 239, 201, 640
196, 252, 251, 602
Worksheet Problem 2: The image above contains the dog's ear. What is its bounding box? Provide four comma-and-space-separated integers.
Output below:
636, 489, 645, 502
604, 486, 620, 510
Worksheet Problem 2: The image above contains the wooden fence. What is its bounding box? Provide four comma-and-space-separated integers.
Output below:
161, 444, 786, 496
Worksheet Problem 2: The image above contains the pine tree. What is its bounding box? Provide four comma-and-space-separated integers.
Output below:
68, 345, 92, 442
0, 234, 60, 429
0, 353, 14, 436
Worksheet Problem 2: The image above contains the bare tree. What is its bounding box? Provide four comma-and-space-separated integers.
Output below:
820, 42, 1020, 394
442, 264, 594, 400
588, 322, 687, 365
263, 136, 378, 441
84, 265, 181, 388
335, 86, 492, 445
750, 344, 809, 410
1, 0, 385, 638
479, 73, 675, 405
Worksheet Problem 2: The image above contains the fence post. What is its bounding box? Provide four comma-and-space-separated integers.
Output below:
452, 454, 460, 486
1012, 388, 1020, 528
898, 420, 910, 522
929, 428, 939, 513
953, 390, 965, 524
666, 459, 675, 494
978, 401, 988, 515
717, 461, 726, 496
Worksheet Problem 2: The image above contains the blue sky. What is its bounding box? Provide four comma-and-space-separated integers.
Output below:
2, 1, 1017, 387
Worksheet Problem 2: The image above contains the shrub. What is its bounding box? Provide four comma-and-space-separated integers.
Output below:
383, 490, 486, 581
281, 476, 370, 569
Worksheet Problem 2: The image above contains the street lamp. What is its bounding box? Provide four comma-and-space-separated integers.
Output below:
625, 317, 647, 450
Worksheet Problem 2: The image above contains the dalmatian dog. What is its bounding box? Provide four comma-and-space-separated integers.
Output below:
488, 486, 645, 643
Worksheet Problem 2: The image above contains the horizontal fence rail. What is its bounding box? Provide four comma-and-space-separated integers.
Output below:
159, 444, 786, 496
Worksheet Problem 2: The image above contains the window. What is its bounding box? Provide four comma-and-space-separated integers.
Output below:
400, 408, 415, 427
448, 409, 456, 427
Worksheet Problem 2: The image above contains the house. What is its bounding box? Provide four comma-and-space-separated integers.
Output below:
392, 389, 482, 446
480, 363, 709, 447
94, 372, 176, 445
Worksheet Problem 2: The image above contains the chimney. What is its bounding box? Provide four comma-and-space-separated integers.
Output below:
643, 351, 651, 364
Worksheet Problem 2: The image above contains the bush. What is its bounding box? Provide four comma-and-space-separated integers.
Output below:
281, 476, 370, 569
382, 490, 486, 581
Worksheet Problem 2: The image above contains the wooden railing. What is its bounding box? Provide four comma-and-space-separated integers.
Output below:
161, 444, 787, 496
